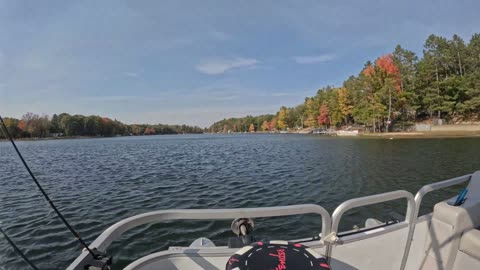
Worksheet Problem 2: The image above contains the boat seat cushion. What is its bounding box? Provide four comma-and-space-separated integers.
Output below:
421, 171, 480, 270
452, 251, 480, 270
459, 229, 480, 260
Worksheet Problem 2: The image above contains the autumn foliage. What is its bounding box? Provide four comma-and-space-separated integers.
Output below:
17, 120, 26, 131
276, 107, 288, 130
376, 54, 400, 76
317, 103, 330, 127
0, 112, 204, 139
144, 127, 156, 135
363, 65, 375, 77
210, 33, 480, 133
363, 54, 401, 92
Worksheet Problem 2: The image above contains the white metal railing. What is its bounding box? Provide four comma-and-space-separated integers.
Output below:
328, 190, 416, 270
400, 174, 473, 270
413, 174, 472, 218
67, 204, 331, 270
67, 173, 476, 270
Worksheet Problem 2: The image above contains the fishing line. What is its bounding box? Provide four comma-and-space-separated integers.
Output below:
0, 225, 39, 270
0, 115, 97, 258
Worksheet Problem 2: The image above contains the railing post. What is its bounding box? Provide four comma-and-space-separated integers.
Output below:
327, 190, 415, 270
400, 174, 472, 270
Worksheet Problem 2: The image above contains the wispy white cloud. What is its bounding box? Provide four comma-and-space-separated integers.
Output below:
209, 30, 231, 41
196, 58, 258, 75
123, 71, 139, 78
271, 93, 291, 97
78, 95, 149, 102
0, 50, 4, 67
208, 95, 239, 101
293, 54, 336, 64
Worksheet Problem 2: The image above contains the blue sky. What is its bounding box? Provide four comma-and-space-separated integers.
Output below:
1, 0, 479, 127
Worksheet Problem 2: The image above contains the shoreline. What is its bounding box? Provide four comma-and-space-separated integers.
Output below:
359, 131, 480, 139
0, 135, 101, 142
0, 134, 203, 142
2, 131, 480, 142
255, 130, 480, 139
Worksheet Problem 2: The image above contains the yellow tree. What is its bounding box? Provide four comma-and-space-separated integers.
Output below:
303, 98, 318, 127
248, 123, 255, 132
2, 117, 20, 138
337, 87, 354, 124
276, 107, 288, 130
304, 115, 316, 127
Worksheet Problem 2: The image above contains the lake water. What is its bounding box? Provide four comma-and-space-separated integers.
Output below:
1, 134, 479, 269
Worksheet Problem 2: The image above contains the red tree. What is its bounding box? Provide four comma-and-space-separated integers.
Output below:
17, 120, 26, 131
362, 64, 375, 77
317, 103, 330, 127
144, 127, 156, 135
376, 54, 400, 76
268, 120, 276, 131
363, 54, 401, 92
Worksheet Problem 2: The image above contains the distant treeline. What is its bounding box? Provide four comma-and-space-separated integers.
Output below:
210, 114, 277, 133
0, 113, 204, 138
211, 33, 480, 133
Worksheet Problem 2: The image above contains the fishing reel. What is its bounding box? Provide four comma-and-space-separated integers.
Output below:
84, 249, 113, 270
228, 218, 255, 248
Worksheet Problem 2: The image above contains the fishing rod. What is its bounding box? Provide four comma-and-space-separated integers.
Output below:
0, 115, 112, 268
0, 225, 39, 270
0, 115, 96, 257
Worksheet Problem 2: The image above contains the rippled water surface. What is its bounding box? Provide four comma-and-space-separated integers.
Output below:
1, 134, 480, 269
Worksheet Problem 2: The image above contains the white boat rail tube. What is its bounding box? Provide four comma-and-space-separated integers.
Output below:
401, 174, 473, 270
327, 190, 416, 270
67, 204, 331, 270
413, 174, 472, 218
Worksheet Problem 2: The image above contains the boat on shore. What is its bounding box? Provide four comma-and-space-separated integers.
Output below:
69, 171, 480, 270
313, 128, 337, 135
298, 129, 314, 134
336, 130, 359, 136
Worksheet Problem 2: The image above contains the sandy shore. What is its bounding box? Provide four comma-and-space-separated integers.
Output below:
361, 131, 480, 139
